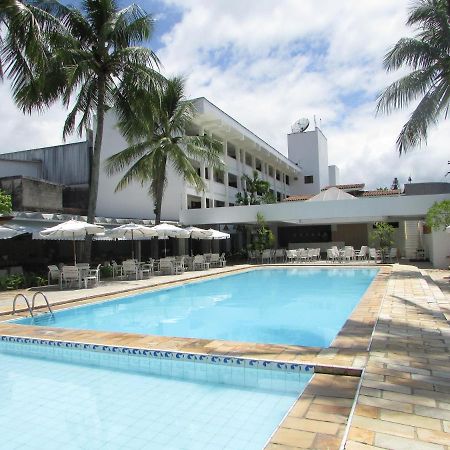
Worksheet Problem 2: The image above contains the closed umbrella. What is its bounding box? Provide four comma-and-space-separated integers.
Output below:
151, 223, 190, 256
40, 220, 105, 264
107, 223, 158, 259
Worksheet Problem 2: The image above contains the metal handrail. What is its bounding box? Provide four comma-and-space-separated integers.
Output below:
12, 294, 34, 317
31, 291, 54, 316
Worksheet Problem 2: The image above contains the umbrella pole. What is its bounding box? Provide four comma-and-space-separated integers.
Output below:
73, 235, 77, 265
164, 239, 167, 257
131, 231, 134, 260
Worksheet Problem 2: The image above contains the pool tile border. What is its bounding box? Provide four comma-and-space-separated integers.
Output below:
0, 334, 315, 373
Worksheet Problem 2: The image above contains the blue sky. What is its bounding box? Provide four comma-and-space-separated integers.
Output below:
1, 0, 448, 189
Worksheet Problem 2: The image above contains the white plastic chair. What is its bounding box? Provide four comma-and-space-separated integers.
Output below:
369, 248, 379, 263
355, 246, 368, 260
48, 265, 61, 286
286, 250, 297, 263
297, 248, 308, 262
122, 260, 139, 279
388, 248, 398, 263
193, 255, 209, 270
261, 249, 272, 264
62, 266, 80, 289
219, 253, 226, 267
84, 264, 101, 288
275, 249, 286, 263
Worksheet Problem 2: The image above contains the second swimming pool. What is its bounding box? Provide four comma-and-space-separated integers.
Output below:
16, 268, 378, 347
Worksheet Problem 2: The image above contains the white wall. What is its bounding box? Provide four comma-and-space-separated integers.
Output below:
426, 231, 450, 268
96, 112, 185, 220
287, 128, 328, 194
181, 194, 450, 226
328, 165, 339, 186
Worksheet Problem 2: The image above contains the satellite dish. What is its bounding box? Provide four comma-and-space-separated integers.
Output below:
291, 118, 310, 133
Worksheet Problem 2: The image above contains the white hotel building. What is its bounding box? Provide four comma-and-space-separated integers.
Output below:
0, 97, 449, 268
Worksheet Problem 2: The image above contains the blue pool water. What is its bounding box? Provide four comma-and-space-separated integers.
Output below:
17, 268, 377, 347
0, 341, 310, 450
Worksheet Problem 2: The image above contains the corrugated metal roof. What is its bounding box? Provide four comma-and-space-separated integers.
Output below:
284, 195, 313, 202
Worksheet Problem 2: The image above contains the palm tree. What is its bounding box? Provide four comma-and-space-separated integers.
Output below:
236, 170, 276, 205
10, 0, 161, 260
376, 0, 450, 154
105, 76, 224, 224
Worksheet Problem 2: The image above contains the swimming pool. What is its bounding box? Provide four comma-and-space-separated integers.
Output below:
0, 338, 311, 450
17, 268, 378, 347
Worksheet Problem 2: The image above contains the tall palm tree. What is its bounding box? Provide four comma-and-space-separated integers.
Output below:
105, 76, 223, 224
376, 0, 450, 154
10, 0, 161, 260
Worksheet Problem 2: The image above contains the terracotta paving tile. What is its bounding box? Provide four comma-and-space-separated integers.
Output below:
311, 433, 341, 449
379, 409, 442, 430
282, 417, 340, 435
416, 428, 450, 446
374, 432, 445, 450
347, 427, 375, 445
357, 395, 413, 413
345, 442, 385, 450
271, 428, 316, 449
351, 415, 415, 439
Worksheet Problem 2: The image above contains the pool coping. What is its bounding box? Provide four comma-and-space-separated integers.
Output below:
0, 263, 391, 450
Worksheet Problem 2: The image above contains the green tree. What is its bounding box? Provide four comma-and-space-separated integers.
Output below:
376, 0, 450, 153
370, 222, 395, 252
0, 189, 12, 214
8, 0, 161, 260
426, 199, 450, 230
105, 76, 223, 224
236, 170, 276, 205
251, 212, 274, 252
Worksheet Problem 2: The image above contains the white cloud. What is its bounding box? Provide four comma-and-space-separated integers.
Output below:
1, 0, 448, 189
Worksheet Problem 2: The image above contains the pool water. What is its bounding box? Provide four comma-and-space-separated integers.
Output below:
0, 341, 311, 450
17, 268, 378, 347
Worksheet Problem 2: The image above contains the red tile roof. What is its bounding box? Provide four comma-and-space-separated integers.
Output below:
322, 183, 365, 191
361, 189, 401, 197
284, 195, 313, 202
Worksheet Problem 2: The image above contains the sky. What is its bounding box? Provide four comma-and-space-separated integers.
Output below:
1, 0, 449, 189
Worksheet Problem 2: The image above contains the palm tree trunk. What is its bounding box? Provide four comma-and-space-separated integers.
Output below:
153, 156, 167, 225
84, 74, 106, 262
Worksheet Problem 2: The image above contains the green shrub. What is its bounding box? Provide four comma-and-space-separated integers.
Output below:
100, 265, 113, 278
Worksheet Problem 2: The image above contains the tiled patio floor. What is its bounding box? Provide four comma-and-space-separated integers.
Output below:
0, 263, 449, 449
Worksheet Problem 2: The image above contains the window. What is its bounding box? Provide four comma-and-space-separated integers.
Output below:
268, 166, 274, 177
206, 198, 211, 208
227, 143, 236, 159
255, 158, 262, 172
304, 175, 314, 184
276, 191, 281, 202
228, 202, 235, 207
204, 167, 209, 179
195, 166, 201, 177
285, 175, 290, 185
214, 169, 224, 184
245, 153, 252, 167
228, 173, 238, 188
215, 200, 225, 207
276, 170, 281, 181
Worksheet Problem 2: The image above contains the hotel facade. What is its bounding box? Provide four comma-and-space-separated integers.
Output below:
0, 97, 449, 268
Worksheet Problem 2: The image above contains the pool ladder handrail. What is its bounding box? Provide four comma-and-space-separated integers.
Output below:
12, 291, 54, 317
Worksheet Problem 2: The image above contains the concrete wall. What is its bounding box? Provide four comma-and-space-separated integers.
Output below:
328, 165, 340, 186
0, 159, 41, 179
0, 177, 63, 212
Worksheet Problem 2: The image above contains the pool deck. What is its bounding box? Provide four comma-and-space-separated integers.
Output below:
0, 263, 449, 449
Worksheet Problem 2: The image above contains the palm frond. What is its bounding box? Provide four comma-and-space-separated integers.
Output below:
105, 141, 152, 175
396, 79, 450, 153
383, 38, 439, 71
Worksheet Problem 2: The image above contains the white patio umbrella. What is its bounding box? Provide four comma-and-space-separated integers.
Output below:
205, 228, 230, 253
107, 223, 158, 259
151, 223, 190, 256
40, 219, 105, 265
184, 226, 213, 256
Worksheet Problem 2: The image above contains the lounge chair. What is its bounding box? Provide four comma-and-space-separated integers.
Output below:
297, 248, 308, 262
274, 249, 286, 263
